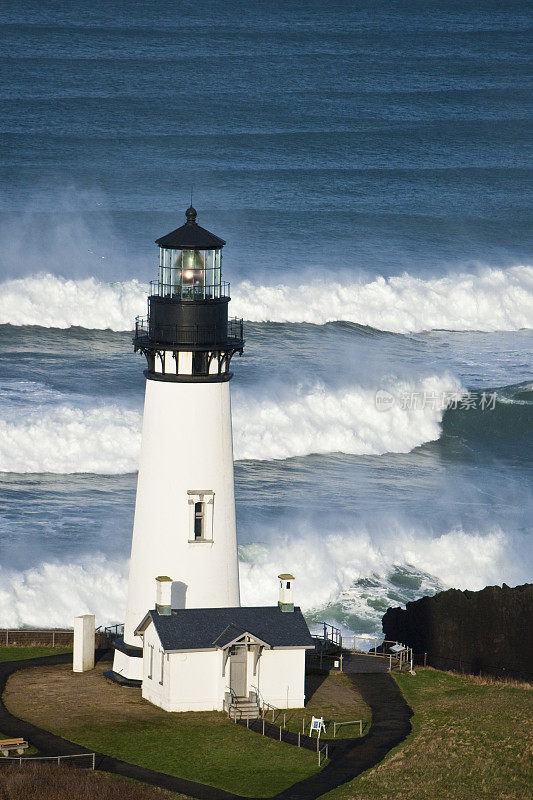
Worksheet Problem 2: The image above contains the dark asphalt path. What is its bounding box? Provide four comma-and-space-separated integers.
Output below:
0, 651, 412, 799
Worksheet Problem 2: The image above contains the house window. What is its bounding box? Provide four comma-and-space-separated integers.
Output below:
159, 650, 165, 685
187, 490, 214, 542
148, 644, 154, 679
194, 501, 205, 540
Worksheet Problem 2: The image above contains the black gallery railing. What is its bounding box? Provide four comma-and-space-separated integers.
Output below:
151, 280, 230, 300
134, 316, 244, 346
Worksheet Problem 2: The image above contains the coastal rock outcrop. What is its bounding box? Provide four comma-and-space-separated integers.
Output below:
382, 583, 533, 679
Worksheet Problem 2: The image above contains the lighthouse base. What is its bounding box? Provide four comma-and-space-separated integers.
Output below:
104, 669, 141, 687
109, 640, 143, 683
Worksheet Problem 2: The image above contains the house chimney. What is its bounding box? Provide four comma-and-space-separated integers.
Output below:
278, 574, 295, 612
155, 576, 172, 615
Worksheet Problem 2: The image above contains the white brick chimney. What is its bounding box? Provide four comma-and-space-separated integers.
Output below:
278, 573, 295, 612
155, 576, 172, 615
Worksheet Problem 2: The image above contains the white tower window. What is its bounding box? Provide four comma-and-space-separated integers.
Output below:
194, 502, 204, 539
187, 490, 214, 542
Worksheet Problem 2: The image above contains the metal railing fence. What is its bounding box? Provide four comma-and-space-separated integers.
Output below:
0, 753, 96, 769
1, 629, 74, 647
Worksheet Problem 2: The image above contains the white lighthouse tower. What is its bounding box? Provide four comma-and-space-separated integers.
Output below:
110, 206, 244, 683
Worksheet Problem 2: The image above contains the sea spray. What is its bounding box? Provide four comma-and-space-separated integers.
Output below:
231, 266, 533, 332
0, 275, 147, 330
0, 558, 128, 629
0, 266, 531, 333
1, 523, 528, 632
232, 374, 461, 461
239, 523, 530, 632
0, 375, 461, 473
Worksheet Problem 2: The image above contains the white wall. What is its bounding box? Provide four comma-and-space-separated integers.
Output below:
139, 622, 308, 713
140, 623, 228, 712
119, 378, 240, 668
73, 614, 95, 673
255, 648, 307, 708
112, 647, 143, 681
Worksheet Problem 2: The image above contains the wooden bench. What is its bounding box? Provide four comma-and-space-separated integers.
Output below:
0, 738, 28, 756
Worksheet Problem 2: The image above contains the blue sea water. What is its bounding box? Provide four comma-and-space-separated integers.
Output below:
0, 0, 531, 632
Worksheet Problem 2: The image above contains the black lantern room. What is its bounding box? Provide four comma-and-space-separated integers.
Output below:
134, 207, 244, 381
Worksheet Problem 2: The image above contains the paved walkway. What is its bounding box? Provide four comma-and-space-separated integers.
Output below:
0, 651, 413, 800
272, 655, 413, 800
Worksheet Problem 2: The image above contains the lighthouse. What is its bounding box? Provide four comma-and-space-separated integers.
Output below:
111, 206, 244, 683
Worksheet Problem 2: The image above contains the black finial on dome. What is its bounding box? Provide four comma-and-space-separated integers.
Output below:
185, 205, 197, 224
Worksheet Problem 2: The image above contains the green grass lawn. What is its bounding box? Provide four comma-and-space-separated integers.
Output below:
4, 661, 321, 797
273, 670, 371, 739
0, 646, 72, 663
321, 668, 532, 800
10, 656, 528, 799
48, 712, 320, 796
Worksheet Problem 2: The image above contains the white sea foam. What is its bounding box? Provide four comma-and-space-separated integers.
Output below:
0, 267, 531, 333
0, 375, 460, 473
0, 405, 141, 474
1, 523, 528, 631
238, 523, 531, 631
0, 274, 146, 330
232, 374, 460, 461
0, 558, 128, 629
231, 266, 533, 332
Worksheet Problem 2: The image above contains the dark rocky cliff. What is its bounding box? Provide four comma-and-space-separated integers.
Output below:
382, 583, 533, 679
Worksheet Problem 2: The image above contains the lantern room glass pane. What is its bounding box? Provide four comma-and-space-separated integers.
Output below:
157, 247, 223, 299
159, 248, 172, 296
214, 251, 221, 298
175, 249, 205, 299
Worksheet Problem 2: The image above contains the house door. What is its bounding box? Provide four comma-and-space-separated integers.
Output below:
229, 646, 247, 698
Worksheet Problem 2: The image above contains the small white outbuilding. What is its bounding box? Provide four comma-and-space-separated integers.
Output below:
134, 575, 314, 713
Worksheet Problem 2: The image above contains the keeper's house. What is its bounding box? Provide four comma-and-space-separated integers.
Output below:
134, 575, 314, 714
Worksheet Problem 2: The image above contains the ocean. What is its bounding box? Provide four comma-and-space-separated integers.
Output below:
0, 0, 531, 634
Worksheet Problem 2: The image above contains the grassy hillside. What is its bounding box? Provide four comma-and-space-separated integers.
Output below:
322, 668, 532, 800
0, 762, 180, 799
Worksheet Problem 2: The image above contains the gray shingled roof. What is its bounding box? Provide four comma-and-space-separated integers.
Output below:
137, 606, 314, 652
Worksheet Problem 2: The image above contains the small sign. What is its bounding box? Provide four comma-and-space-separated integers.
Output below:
309, 716, 326, 737
390, 643, 408, 653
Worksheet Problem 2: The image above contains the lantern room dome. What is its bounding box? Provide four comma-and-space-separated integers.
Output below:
155, 206, 226, 250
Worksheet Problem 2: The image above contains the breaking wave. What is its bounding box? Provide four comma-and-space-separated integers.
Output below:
1, 521, 529, 631
233, 375, 460, 461
0, 266, 532, 333
232, 266, 533, 332
0, 558, 128, 629
238, 523, 530, 632
0, 405, 141, 474
0, 375, 460, 473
